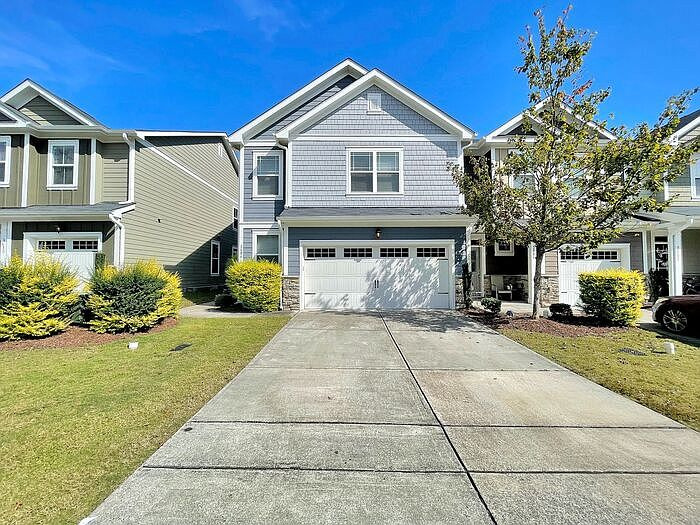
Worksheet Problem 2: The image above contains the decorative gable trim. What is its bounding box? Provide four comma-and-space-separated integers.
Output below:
1, 79, 101, 126
670, 113, 700, 144
276, 69, 474, 142
229, 59, 367, 144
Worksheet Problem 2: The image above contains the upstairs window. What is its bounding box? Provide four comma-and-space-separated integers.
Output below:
367, 92, 382, 113
47, 140, 79, 189
253, 150, 282, 199
347, 149, 402, 194
0, 136, 10, 186
692, 154, 699, 199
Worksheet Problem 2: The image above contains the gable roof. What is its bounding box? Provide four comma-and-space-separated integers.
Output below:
1, 79, 102, 126
275, 69, 474, 142
671, 108, 700, 142
229, 58, 367, 144
0, 100, 31, 124
480, 98, 616, 143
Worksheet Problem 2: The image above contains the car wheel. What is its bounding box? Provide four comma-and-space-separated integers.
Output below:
661, 308, 689, 333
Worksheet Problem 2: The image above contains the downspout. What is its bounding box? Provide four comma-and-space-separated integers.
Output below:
277, 142, 290, 207
108, 212, 125, 269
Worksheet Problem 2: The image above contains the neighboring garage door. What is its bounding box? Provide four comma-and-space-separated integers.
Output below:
24, 234, 101, 283
301, 242, 453, 310
559, 244, 630, 305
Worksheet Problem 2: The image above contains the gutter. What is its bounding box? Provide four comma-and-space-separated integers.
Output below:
107, 204, 135, 269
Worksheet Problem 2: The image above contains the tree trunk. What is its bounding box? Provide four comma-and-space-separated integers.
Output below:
531, 246, 546, 319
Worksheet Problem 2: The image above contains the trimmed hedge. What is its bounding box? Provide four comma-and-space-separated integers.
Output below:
86, 260, 182, 333
0, 257, 80, 341
549, 303, 573, 319
226, 260, 281, 312
481, 297, 502, 314
578, 269, 646, 326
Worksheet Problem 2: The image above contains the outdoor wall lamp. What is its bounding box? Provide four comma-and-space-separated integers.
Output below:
375, 228, 382, 239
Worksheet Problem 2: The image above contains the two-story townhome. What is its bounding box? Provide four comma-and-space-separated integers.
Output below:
0, 79, 238, 288
230, 59, 476, 310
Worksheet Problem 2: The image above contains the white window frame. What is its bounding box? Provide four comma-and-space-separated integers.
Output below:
0, 136, 11, 187
346, 148, 403, 195
252, 150, 283, 200
210, 240, 221, 276
253, 230, 280, 263
47, 139, 79, 190
691, 153, 700, 200
494, 240, 514, 256
367, 92, 382, 113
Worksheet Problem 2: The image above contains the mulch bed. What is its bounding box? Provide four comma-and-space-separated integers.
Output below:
464, 309, 624, 337
0, 318, 179, 352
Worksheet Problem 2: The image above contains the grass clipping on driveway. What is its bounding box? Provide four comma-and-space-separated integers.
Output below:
0, 316, 289, 525
502, 327, 699, 431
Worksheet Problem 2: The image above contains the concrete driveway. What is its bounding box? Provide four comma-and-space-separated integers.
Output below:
87, 311, 700, 524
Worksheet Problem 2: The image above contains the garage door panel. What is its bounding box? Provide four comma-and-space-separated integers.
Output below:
302, 245, 452, 310
559, 246, 627, 305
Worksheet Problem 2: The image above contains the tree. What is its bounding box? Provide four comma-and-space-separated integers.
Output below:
451, 6, 699, 318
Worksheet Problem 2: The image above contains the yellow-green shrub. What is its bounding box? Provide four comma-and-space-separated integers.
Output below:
86, 260, 182, 333
578, 269, 646, 326
0, 256, 79, 341
226, 259, 281, 312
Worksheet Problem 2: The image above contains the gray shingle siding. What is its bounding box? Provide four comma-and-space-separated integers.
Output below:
286, 226, 467, 276
290, 140, 460, 207
242, 146, 285, 222
300, 87, 451, 136
19, 95, 81, 125
252, 75, 356, 140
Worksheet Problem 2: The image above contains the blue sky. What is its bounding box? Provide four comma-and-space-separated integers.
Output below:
1, 1, 698, 135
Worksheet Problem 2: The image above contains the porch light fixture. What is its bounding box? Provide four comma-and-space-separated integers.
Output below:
375, 228, 382, 239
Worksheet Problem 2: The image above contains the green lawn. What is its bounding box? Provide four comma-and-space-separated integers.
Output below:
502, 327, 700, 431
0, 316, 289, 525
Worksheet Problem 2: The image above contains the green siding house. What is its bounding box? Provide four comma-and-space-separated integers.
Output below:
0, 79, 239, 288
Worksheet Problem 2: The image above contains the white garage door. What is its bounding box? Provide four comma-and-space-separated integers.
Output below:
25, 234, 101, 283
559, 245, 630, 305
301, 243, 453, 310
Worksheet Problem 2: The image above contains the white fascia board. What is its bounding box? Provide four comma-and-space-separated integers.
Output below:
229, 59, 368, 144
1, 79, 100, 126
0, 102, 30, 125
670, 114, 700, 143
278, 215, 477, 228
276, 69, 475, 142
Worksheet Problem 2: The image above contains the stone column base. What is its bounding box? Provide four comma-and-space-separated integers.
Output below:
540, 275, 559, 305
282, 276, 300, 311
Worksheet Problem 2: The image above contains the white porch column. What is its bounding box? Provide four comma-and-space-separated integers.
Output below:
0, 222, 12, 266
668, 230, 684, 296
641, 230, 650, 274
527, 242, 536, 304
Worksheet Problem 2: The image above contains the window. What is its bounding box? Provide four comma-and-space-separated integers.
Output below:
590, 250, 619, 261
255, 234, 279, 263
37, 240, 66, 250
560, 248, 619, 261
47, 140, 79, 189
72, 240, 98, 251
233, 208, 239, 230
210, 240, 221, 276
253, 151, 282, 199
306, 248, 336, 258
344, 247, 373, 258
380, 247, 409, 258
560, 248, 585, 261
367, 92, 382, 113
494, 240, 514, 256
0, 136, 10, 186
654, 237, 668, 269
691, 154, 700, 199
348, 149, 402, 194
417, 247, 446, 258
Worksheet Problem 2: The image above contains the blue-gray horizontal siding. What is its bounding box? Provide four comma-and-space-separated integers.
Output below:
301, 87, 451, 136
252, 75, 356, 140
291, 140, 460, 207
243, 146, 285, 222
287, 226, 467, 276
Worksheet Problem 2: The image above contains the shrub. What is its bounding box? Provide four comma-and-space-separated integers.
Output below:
480, 296, 502, 314
549, 302, 573, 320
578, 269, 646, 326
214, 292, 235, 308
226, 259, 281, 312
86, 260, 182, 333
0, 256, 80, 341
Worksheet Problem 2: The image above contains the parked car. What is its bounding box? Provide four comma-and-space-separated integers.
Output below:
652, 295, 700, 333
